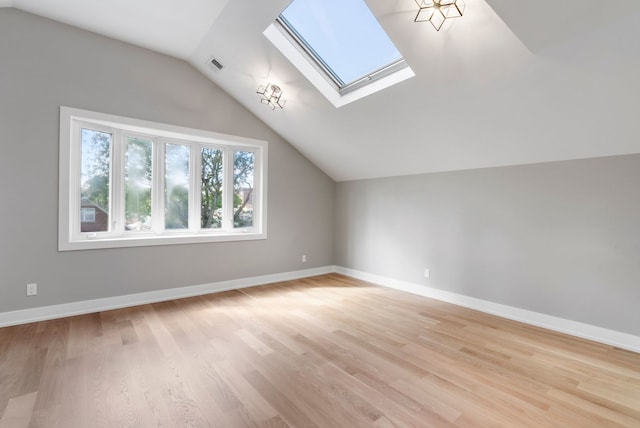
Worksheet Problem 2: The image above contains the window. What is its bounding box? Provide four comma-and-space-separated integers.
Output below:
265, 0, 414, 107
80, 207, 96, 223
59, 107, 267, 251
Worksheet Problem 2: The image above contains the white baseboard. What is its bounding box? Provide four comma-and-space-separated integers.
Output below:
0, 266, 335, 328
335, 266, 640, 354
4, 265, 638, 354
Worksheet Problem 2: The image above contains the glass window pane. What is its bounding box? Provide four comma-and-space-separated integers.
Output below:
124, 137, 152, 231
80, 128, 111, 233
280, 0, 403, 86
234, 151, 254, 228
165, 143, 190, 230
201, 147, 223, 229
81, 207, 96, 223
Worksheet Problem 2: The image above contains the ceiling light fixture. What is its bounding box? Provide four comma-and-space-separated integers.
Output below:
256, 83, 286, 110
414, 0, 465, 31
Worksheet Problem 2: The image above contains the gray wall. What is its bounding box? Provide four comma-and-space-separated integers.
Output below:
335, 155, 640, 336
2, 9, 637, 339
0, 9, 335, 312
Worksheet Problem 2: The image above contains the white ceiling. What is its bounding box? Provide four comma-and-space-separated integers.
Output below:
4, 0, 640, 181
4, 0, 229, 59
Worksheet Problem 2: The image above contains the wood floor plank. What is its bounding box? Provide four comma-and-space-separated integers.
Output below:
243, 369, 320, 428
0, 391, 37, 428
0, 273, 638, 427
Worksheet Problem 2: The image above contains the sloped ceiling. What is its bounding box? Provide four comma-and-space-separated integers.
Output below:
3, 0, 640, 181
4, 0, 229, 58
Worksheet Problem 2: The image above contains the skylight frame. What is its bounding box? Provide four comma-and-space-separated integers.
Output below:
276, 15, 409, 95
276, 15, 344, 89
266, 0, 414, 107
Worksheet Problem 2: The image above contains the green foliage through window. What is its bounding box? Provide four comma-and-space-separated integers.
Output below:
80, 128, 111, 232
125, 137, 152, 231
234, 151, 255, 228
201, 147, 223, 229
165, 144, 190, 229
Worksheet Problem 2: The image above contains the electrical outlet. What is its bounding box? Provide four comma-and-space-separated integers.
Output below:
302, 254, 307, 263
26, 283, 37, 296
424, 268, 430, 278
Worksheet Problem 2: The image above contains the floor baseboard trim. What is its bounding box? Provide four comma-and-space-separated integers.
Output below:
335, 266, 640, 353
0, 266, 335, 328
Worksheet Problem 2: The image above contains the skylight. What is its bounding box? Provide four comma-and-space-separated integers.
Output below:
279, 0, 405, 90
265, 0, 414, 107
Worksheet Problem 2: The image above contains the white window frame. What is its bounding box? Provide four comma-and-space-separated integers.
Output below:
59, 106, 268, 251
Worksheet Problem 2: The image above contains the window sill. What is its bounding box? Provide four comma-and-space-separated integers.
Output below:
59, 231, 267, 251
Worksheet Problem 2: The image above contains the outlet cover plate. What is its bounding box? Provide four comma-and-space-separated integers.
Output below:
27, 283, 37, 296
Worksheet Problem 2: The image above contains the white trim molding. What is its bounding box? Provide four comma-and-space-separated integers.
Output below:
0, 266, 334, 328
335, 266, 640, 354
3, 264, 638, 354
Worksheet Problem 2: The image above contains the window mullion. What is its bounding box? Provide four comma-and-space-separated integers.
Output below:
111, 129, 124, 236
69, 121, 82, 240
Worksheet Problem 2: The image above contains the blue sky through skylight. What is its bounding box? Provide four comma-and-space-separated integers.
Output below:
280, 0, 403, 86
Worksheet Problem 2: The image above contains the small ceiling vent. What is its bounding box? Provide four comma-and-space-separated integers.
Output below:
208, 57, 224, 71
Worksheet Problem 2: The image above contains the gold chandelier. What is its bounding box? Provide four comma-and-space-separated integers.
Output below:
414, 0, 465, 31
256, 83, 286, 110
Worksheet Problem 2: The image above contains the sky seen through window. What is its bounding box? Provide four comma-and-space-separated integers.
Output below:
280, 0, 403, 86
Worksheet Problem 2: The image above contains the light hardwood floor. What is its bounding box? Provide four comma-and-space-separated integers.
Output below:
1, 274, 639, 427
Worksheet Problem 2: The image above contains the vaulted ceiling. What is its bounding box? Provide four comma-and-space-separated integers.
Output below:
3, 0, 640, 181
